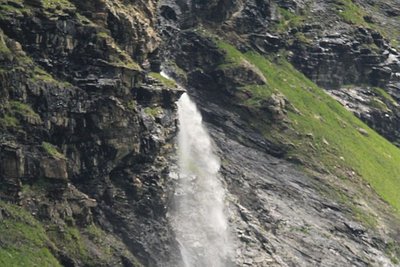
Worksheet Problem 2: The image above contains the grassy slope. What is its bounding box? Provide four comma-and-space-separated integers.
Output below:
0, 201, 62, 267
216, 41, 400, 212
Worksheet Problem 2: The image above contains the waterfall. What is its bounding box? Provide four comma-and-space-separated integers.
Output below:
166, 76, 232, 266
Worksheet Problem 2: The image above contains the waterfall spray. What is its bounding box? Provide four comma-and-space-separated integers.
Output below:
172, 93, 232, 267
166, 80, 232, 266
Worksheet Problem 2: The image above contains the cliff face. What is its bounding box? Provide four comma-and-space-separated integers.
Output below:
0, 0, 182, 265
1, 0, 400, 266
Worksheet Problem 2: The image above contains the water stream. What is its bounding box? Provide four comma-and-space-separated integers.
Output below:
164, 72, 232, 267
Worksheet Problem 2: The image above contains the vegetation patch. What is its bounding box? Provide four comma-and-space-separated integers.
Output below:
10, 100, 41, 121
334, 0, 369, 26
76, 13, 93, 25
84, 224, 143, 267
164, 61, 187, 79
293, 32, 313, 44
0, 201, 61, 267
0, 0, 31, 19
332, 0, 400, 48
369, 98, 389, 111
29, 66, 72, 88
41, 0, 75, 14
373, 87, 398, 106
42, 142, 65, 159
274, 7, 308, 32
47, 225, 88, 263
32, 66, 57, 83
96, 31, 140, 71
0, 31, 11, 55
126, 100, 137, 111
144, 106, 163, 117
149, 72, 177, 88
216, 41, 400, 214
0, 114, 19, 128
0, 100, 41, 129
386, 241, 400, 264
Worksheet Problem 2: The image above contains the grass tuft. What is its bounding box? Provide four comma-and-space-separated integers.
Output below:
149, 72, 177, 88
42, 142, 65, 159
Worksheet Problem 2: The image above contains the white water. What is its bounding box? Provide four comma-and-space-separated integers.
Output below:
169, 92, 233, 267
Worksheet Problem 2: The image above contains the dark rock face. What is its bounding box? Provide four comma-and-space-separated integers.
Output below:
160, 0, 274, 32
290, 30, 388, 89
0, 1, 183, 266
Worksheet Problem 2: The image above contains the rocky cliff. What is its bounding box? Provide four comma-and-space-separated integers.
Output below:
1, 0, 400, 266
0, 0, 183, 265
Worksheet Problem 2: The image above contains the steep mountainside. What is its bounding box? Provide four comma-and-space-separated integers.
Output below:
1, 0, 400, 266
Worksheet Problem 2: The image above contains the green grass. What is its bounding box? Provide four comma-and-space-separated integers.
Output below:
0, 100, 41, 129
42, 142, 65, 159
85, 224, 113, 258
332, 0, 400, 50
0, 0, 24, 6
96, 31, 141, 71
144, 106, 163, 117
109, 45, 140, 71
0, 114, 18, 128
0, 31, 11, 55
32, 66, 56, 82
149, 72, 177, 88
0, 0, 31, 19
29, 66, 72, 87
369, 98, 389, 111
334, 0, 368, 26
0, 201, 141, 266
10, 100, 41, 121
293, 32, 312, 44
386, 241, 400, 264
47, 226, 88, 262
126, 100, 137, 111
76, 13, 93, 25
164, 61, 187, 79
97, 31, 110, 39
216, 40, 244, 67
274, 7, 308, 32
41, 0, 75, 11
373, 87, 397, 105
84, 224, 144, 267
0, 201, 61, 267
216, 41, 400, 213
